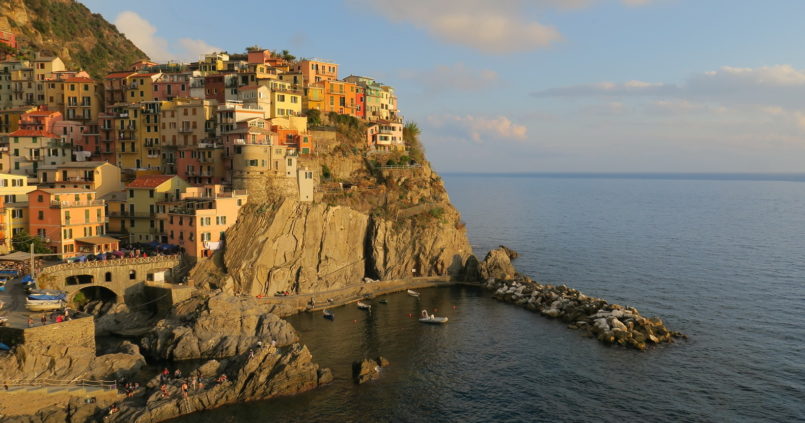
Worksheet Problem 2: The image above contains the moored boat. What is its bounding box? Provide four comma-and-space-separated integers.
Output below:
418, 309, 448, 324
357, 301, 371, 310
379, 299, 388, 304
407, 290, 420, 297
26, 298, 64, 311
323, 309, 334, 320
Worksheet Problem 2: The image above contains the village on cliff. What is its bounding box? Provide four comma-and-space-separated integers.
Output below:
0, 33, 406, 262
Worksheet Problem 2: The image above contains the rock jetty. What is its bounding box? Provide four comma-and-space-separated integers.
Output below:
479, 247, 685, 350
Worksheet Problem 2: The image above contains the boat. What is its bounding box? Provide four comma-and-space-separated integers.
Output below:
357, 301, 371, 310
28, 289, 67, 300
0, 316, 7, 327
418, 309, 448, 324
0, 278, 7, 292
407, 290, 420, 297
26, 298, 64, 311
379, 299, 388, 304
323, 309, 334, 320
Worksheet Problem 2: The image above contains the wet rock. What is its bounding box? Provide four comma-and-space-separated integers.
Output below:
479, 248, 517, 281
352, 358, 381, 384
376, 356, 390, 367
498, 245, 519, 260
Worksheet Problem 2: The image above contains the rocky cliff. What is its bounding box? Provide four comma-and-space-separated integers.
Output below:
0, 0, 148, 77
193, 133, 474, 296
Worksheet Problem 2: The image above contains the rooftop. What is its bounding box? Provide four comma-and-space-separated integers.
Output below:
7, 129, 58, 138
127, 175, 176, 188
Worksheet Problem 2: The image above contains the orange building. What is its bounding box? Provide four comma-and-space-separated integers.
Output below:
27, 188, 116, 257
315, 80, 362, 117
293, 59, 338, 85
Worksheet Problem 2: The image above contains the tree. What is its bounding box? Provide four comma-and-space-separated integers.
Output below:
12, 230, 52, 254
280, 49, 296, 62
404, 121, 425, 162
306, 109, 322, 126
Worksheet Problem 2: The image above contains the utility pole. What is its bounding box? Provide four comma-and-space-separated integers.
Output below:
30, 242, 34, 279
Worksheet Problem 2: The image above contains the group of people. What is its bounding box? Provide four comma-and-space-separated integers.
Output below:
27, 309, 72, 327
0, 259, 42, 275
157, 367, 223, 401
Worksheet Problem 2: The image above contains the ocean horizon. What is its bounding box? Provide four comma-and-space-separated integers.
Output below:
441, 171, 805, 182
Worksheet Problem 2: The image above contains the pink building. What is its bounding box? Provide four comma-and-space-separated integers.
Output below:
176, 144, 225, 186
153, 72, 192, 101
19, 109, 63, 133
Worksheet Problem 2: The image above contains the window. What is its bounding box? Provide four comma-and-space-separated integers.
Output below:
129, 270, 136, 280
149, 190, 154, 198
38, 210, 44, 220
105, 272, 112, 282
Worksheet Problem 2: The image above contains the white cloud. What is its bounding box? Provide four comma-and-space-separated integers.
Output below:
533, 65, 805, 109
426, 114, 528, 143
114, 11, 220, 62
349, 0, 655, 53
399, 63, 499, 93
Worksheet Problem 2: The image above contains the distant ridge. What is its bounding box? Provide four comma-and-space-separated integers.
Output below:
0, 0, 148, 78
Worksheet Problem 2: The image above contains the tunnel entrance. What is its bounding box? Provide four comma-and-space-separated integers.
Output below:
72, 285, 118, 314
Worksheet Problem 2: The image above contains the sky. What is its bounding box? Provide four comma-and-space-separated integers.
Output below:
81, 0, 805, 173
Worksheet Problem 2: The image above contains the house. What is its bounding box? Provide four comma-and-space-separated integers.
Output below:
0, 173, 36, 252
27, 188, 116, 257
62, 77, 100, 123
37, 161, 122, 198
5, 129, 71, 177
0, 30, 17, 49
293, 59, 338, 85
103, 71, 137, 105
160, 184, 248, 257
123, 175, 190, 243
366, 120, 404, 151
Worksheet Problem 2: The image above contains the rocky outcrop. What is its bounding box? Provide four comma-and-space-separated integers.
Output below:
486, 276, 685, 350
0, 340, 145, 383
352, 356, 389, 384
209, 196, 473, 297
479, 247, 517, 281
140, 292, 298, 361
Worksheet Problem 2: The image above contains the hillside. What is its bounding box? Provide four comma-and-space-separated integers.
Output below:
0, 0, 148, 78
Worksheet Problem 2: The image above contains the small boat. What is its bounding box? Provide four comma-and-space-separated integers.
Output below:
379, 299, 388, 304
0, 278, 7, 292
0, 316, 7, 327
323, 309, 334, 320
26, 298, 64, 311
407, 290, 420, 297
357, 301, 371, 310
419, 309, 448, 324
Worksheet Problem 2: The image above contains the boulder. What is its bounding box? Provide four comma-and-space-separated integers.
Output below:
352, 358, 381, 384
479, 248, 517, 281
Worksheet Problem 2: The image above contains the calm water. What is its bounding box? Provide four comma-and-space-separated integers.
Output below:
174, 174, 805, 422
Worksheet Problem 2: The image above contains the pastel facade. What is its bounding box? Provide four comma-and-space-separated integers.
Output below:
27, 188, 114, 257
37, 161, 122, 198
123, 175, 189, 243
0, 173, 36, 251
293, 59, 338, 85
160, 185, 248, 257
366, 120, 404, 151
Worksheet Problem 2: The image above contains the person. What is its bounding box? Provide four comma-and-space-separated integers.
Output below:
181, 382, 188, 399
248, 349, 254, 359
56, 315, 64, 323
191, 376, 197, 391
27, 317, 32, 328
40, 313, 47, 325
174, 369, 182, 378
108, 403, 119, 415
160, 384, 169, 398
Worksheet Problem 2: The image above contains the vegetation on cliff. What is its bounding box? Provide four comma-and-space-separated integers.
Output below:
0, 0, 148, 77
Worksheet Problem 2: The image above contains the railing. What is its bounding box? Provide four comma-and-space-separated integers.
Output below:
4, 379, 118, 390
50, 200, 104, 208
39, 255, 180, 275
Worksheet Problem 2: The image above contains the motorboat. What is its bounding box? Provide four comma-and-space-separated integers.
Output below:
419, 309, 448, 324
0, 278, 7, 292
0, 316, 8, 327
407, 290, 420, 297
357, 301, 371, 310
26, 298, 64, 311
379, 299, 389, 304
323, 309, 334, 320
28, 289, 67, 300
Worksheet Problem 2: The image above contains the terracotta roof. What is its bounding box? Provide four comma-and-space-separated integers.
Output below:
105, 72, 136, 79
7, 129, 58, 138
76, 236, 119, 245
23, 110, 57, 116
39, 188, 94, 193
239, 85, 258, 90
127, 175, 176, 188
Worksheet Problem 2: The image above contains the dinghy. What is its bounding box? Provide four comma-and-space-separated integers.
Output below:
323, 309, 334, 320
418, 309, 448, 324
407, 290, 420, 297
357, 301, 371, 310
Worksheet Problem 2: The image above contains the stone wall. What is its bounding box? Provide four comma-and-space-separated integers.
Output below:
0, 315, 95, 349
143, 282, 194, 315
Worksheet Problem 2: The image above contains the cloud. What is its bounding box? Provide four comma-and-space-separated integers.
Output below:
533, 65, 805, 109
349, 0, 655, 53
114, 11, 220, 62
426, 114, 528, 143
399, 63, 499, 93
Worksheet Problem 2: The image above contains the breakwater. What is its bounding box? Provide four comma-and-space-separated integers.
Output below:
486, 276, 684, 350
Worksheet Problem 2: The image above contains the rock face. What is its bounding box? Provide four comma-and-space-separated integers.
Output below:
0, 340, 145, 382
140, 292, 299, 360
479, 247, 517, 281
206, 196, 473, 297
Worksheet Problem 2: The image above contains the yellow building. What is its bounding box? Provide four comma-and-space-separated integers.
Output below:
0, 173, 36, 252
270, 89, 302, 118
0, 106, 38, 134
113, 102, 162, 171
126, 73, 162, 103
37, 161, 122, 198
159, 98, 216, 173
123, 175, 189, 243
63, 77, 101, 123
198, 53, 229, 74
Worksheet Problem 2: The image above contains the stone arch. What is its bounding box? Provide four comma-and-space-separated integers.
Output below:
65, 274, 94, 286
72, 285, 118, 305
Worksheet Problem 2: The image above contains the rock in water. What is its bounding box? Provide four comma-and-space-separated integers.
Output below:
499, 245, 519, 260
479, 247, 517, 281
353, 358, 382, 384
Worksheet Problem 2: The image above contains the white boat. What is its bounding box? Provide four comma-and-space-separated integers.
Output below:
357, 301, 371, 310
407, 290, 420, 297
26, 298, 64, 312
419, 309, 448, 324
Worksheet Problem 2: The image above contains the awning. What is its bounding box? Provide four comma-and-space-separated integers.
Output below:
0, 251, 34, 262
76, 236, 120, 245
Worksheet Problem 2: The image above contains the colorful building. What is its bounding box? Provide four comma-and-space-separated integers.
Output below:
366, 120, 405, 151
0, 173, 36, 252
27, 188, 115, 257
37, 161, 122, 198
123, 175, 189, 243
6, 129, 72, 177
293, 59, 338, 85
160, 184, 248, 257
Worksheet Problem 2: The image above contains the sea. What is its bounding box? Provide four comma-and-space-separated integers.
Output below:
172, 173, 805, 422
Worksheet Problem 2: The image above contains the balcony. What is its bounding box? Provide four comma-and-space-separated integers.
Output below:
50, 199, 104, 208
179, 126, 193, 133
